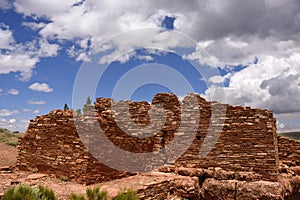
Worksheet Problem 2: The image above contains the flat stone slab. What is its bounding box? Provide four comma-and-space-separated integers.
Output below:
27, 173, 47, 180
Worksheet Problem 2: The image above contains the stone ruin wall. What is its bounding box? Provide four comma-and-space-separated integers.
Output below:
277, 135, 300, 166
15, 110, 131, 184
16, 93, 279, 184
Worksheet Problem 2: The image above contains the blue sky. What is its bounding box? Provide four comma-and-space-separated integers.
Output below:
0, 0, 300, 133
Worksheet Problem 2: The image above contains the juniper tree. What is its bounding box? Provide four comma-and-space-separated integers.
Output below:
64, 103, 69, 111
83, 96, 92, 113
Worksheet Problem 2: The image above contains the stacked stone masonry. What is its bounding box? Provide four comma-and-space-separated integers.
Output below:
16, 93, 280, 184
277, 135, 300, 166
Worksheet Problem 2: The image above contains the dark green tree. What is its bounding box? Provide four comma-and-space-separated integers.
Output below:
83, 96, 92, 113
64, 103, 69, 111
75, 108, 81, 115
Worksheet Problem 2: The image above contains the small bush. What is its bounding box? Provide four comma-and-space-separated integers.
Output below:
1, 184, 56, 200
69, 193, 86, 200
60, 175, 69, 182
69, 188, 138, 200
69, 187, 108, 200
86, 187, 109, 200
36, 185, 56, 200
112, 190, 138, 200
5, 140, 18, 147
1, 184, 36, 200
0, 128, 20, 147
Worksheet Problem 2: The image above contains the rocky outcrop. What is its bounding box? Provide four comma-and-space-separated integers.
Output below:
159, 166, 300, 199
200, 178, 284, 200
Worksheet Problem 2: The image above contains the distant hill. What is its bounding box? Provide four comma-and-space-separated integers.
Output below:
0, 128, 21, 147
278, 132, 300, 141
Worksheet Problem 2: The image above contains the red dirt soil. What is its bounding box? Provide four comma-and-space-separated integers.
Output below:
0, 142, 17, 167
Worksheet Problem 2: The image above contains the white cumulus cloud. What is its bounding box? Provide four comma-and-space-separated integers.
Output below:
0, 23, 61, 81
0, 118, 29, 132
22, 21, 47, 31
33, 109, 40, 114
0, 109, 19, 117
8, 89, 19, 95
204, 54, 300, 113
27, 100, 46, 105
28, 82, 53, 93
8, 0, 300, 117
0, 24, 14, 49
0, 0, 12, 10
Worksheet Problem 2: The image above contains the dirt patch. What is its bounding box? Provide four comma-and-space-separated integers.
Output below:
0, 171, 87, 200
0, 171, 195, 200
0, 142, 17, 167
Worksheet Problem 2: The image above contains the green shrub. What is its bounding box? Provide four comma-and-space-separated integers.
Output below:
69, 188, 138, 200
1, 184, 36, 200
60, 175, 69, 182
112, 190, 138, 200
69, 193, 86, 200
36, 185, 56, 200
1, 184, 56, 200
69, 187, 108, 200
5, 140, 18, 147
86, 187, 109, 200
0, 128, 20, 147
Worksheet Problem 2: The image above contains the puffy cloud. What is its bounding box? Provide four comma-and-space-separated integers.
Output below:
0, 0, 12, 10
13, 0, 300, 65
14, 0, 78, 17
13, 0, 296, 69
204, 53, 300, 113
22, 22, 47, 31
209, 75, 227, 84
8, 118, 16, 123
27, 100, 46, 105
8, 89, 19, 95
275, 112, 300, 133
0, 119, 14, 129
0, 118, 29, 132
179, 0, 300, 42
0, 23, 60, 81
186, 37, 300, 68
260, 73, 300, 113
28, 82, 53, 93
12, 0, 300, 52
14, 0, 194, 62
37, 40, 60, 57
0, 24, 14, 49
10, 0, 300, 116
33, 109, 40, 114
0, 53, 39, 81
0, 24, 38, 81
279, 123, 285, 129
0, 109, 19, 117
136, 55, 154, 62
